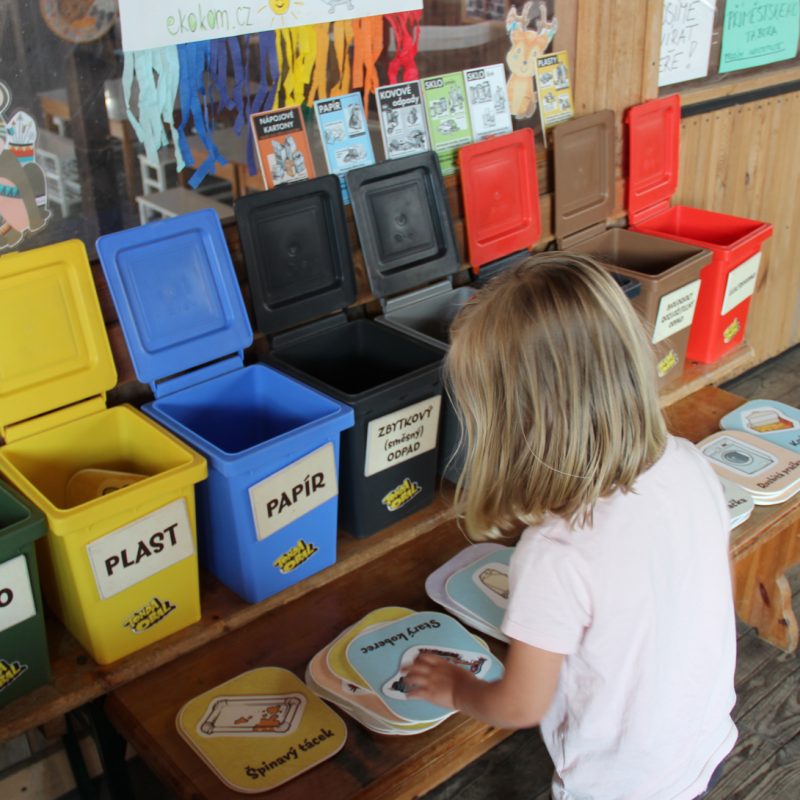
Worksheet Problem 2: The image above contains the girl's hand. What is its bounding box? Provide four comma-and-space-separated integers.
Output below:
403, 653, 467, 709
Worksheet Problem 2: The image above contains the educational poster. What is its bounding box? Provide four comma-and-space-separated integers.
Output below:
250, 106, 315, 189
658, 0, 716, 87
464, 64, 513, 141
313, 92, 376, 205
535, 51, 574, 131
376, 81, 430, 159
422, 72, 474, 176
119, 0, 424, 51
719, 0, 800, 73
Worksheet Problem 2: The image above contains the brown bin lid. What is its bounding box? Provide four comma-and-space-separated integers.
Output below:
553, 110, 615, 245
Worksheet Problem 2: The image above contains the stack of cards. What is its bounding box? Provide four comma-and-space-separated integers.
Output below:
697, 429, 800, 505
425, 543, 514, 642
719, 476, 754, 528
720, 399, 800, 456
305, 607, 503, 735
176, 667, 347, 793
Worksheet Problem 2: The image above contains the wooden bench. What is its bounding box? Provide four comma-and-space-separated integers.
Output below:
97, 385, 800, 800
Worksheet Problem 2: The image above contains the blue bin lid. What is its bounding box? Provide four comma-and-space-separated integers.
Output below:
96, 209, 252, 393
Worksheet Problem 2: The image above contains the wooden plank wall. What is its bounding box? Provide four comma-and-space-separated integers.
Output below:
570, 0, 800, 363
677, 95, 800, 361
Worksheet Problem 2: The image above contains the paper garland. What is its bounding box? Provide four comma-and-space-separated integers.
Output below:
123, 13, 419, 187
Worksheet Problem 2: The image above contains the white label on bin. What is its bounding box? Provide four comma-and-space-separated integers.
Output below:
0, 555, 36, 634
364, 395, 442, 477
651, 279, 701, 344
722, 253, 761, 316
249, 443, 338, 542
87, 499, 194, 600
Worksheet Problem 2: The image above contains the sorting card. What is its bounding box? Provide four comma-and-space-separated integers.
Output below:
697, 430, 800, 500
445, 547, 513, 632
176, 667, 346, 793
719, 476, 754, 529
314, 92, 376, 204
376, 80, 431, 159
250, 106, 315, 190
346, 610, 503, 722
425, 543, 505, 608
326, 606, 414, 691
720, 399, 800, 455
464, 63, 513, 142
422, 71, 474, 175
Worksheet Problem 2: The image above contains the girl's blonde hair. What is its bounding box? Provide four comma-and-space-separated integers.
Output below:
448, 252, 667, 538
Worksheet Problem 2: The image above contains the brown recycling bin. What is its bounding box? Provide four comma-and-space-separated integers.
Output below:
553, 110, 712, 387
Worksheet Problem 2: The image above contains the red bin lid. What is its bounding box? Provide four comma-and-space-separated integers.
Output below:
626, 95, 680, 226
459, 129, 541, 272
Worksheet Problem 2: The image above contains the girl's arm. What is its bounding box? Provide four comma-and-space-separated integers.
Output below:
404, 638, 563, 729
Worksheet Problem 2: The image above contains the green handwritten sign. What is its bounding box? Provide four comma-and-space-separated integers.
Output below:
719, 0, 800, 73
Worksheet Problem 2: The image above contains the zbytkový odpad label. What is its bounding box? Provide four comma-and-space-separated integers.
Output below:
0, 555, 36, 634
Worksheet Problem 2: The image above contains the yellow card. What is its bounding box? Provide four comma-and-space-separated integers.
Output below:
326, 607, 414, 690
176, 667, 346, 793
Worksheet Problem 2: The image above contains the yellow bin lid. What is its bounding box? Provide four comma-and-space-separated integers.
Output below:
0, 240, 116, 434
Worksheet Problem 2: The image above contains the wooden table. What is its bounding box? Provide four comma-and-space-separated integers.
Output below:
102, 386, 800, 799
664, 386, 800, 652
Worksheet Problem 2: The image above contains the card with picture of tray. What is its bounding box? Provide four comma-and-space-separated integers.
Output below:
176, 667, 347, 793
720, 399, 800, 455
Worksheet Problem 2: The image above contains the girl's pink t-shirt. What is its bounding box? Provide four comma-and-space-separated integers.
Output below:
502, 435, 737, 800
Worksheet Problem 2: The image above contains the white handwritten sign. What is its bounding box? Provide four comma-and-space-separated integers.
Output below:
119, 0, 423, 52
659, 0, 716, 87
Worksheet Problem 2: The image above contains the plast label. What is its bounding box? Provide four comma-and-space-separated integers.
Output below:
249, 444, 338, 542
721, 253, 761, 315
87, 499, 194, 600
0, 555, 36, 634
364, 396, 441, 477
652, 279, 701, 344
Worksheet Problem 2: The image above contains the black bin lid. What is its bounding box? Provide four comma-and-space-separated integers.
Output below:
234, 175, 356, 335
346, 152, 460, 298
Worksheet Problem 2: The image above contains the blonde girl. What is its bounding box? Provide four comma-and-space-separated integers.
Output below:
406, 253, 736, 799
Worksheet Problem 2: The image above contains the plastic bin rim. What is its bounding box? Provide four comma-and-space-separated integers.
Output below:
631, 207, 773, 253
0, 480, 47, 549
144, 398, 354, 466
0, 406, 207, 527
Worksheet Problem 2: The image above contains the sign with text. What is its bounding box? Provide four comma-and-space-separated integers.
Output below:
87, 499, 195, 600
249, 443, 338, 541
722, 252, 761, 315
652, 279, 702, 344
364, 395, 441, 477
119, 0, 423, 51
658, 0, 716, 87
719, 0, 800, 73
0, 555, 36, 634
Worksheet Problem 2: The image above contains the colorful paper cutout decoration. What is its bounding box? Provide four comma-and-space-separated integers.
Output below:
346, 610, 504, 723
40, 0, 117, 44
504, 2, 558, 119
387, 11, 423, 84
696, 430, 800, 506
720, 399, 800, 455
0, 82, 49, 251
176, 667, 346, 793
251, 106, 315, 188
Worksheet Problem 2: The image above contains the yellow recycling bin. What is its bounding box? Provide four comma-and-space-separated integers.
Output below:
0, 240, 207, 664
